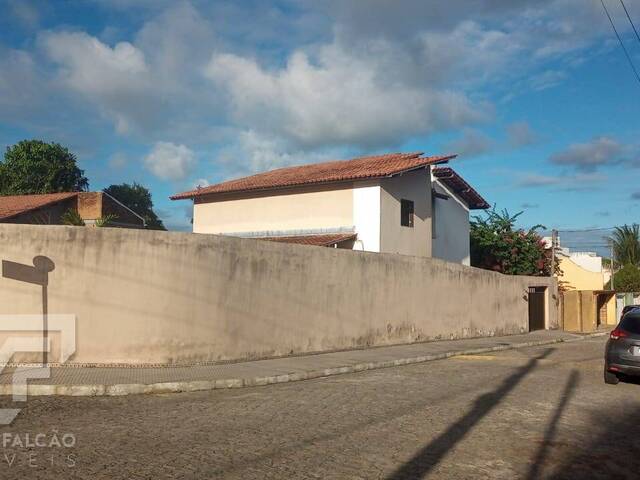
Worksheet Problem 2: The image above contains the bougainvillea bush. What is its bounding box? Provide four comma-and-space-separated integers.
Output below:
470, 208, 557, 276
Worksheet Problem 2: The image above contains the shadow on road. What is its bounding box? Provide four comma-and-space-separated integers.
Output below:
544, 405, 640, 479
386, 348, 554, 480
526, 369, 580, 480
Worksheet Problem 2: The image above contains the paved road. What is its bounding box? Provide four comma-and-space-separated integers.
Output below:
0, 336, 637, 479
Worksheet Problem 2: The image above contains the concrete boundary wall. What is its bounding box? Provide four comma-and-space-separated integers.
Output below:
0, 224, 558, 365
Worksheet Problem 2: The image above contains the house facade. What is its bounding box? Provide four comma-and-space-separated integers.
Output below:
171, 152, 489, 262
0, 192, 146, 228
542, 236, 617, 329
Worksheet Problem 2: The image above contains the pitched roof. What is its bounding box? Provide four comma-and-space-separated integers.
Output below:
0, 192, 78, 221
171, 152, 455, 200
259, 233, 357, 247
432, 167, 490, 210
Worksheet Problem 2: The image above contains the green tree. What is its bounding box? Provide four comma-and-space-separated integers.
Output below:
103, 182, 166, 230
61, 209, 85, 226
0, 140, 89, 194
608, 224, 640, 267
607, 264, 640, 292
470, 208, 557, 276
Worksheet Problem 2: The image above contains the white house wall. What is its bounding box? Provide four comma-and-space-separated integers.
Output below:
352, 181, 381, 252
431, 180, 471, 265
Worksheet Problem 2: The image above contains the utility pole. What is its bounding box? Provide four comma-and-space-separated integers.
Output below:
550, 229, 558, 277
611, 244, 615, 291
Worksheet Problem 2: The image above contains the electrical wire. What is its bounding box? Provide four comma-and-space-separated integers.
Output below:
601, 0, 640, 85
620, 0, 640, 46
553, 227, 615, 233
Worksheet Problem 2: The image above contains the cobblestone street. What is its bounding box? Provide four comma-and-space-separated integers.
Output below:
0, 336, 637, 479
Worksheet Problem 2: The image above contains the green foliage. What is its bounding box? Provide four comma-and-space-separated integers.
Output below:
607, 264, 640, 292
103, 182, 166, 230
61, 209, 85, 226
95, 214, 118, 228
0, 140, 89, 194
470, 208, 557, 276
608, 224, 640, 267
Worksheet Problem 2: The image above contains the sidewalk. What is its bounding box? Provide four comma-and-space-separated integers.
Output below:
0, 330, 607, 397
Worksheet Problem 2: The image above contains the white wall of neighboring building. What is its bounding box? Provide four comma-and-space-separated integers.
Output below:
431, 180, 471, 265
352, 181, 381, 252
568, 252, 602, 273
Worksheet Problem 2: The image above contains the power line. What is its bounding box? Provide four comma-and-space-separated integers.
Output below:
554, 227, 615, 232
620, 0, 640, 46
601, 0, 640, 85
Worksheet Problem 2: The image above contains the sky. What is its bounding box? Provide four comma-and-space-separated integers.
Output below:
0, 0, 639, 236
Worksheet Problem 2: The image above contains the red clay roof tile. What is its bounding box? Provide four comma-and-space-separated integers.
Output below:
259, 233, 357, 247
171, 152, 455, 200
0, 192, 78, 221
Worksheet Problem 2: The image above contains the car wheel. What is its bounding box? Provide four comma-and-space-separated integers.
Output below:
604, 369, 619, 385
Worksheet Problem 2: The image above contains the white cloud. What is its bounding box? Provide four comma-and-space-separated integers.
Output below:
549, 137, 624, 171
206, 45, 486, 150
41, 31, 153, 134
419, 20, 522, 86
7, 0, 627, 173
529, 70, 567, 91
42, 32, 148, 89
216, 130, 342, 179
517, 171, 606, 188
443, 128, 493, 158
8, 0, 40, 29
144, 142, 195, 180
0, 48, 41, 112
40, 3, 220, 140
507, 122, 536, 147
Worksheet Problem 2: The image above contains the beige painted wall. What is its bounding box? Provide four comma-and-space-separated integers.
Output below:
558, 256, 605, 290
558, 255, 615, 327
193, 185, 354, 234
380, 168, 432, 257
0, 224, 558, 365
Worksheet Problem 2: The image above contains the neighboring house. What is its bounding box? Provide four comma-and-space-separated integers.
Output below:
171, 152, 489, 262
543, 236, 616, 328
0, 192, 146, 228
541, 237, 607, 290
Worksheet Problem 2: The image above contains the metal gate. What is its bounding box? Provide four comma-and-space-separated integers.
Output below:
528, 286, 546, 331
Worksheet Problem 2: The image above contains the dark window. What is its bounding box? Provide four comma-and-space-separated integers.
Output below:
401, 199, 414, 227
620, 314, 640, 334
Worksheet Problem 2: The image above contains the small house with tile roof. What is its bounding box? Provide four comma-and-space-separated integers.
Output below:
171, 152, 489, 263
0, 192, 146, 228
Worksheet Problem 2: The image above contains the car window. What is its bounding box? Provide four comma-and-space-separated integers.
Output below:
620, 314, 640, 334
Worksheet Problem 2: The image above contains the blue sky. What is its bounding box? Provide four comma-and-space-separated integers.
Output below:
1, 0, 639, 235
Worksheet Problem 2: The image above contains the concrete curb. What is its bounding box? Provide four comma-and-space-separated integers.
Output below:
0, 332, 608, 397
